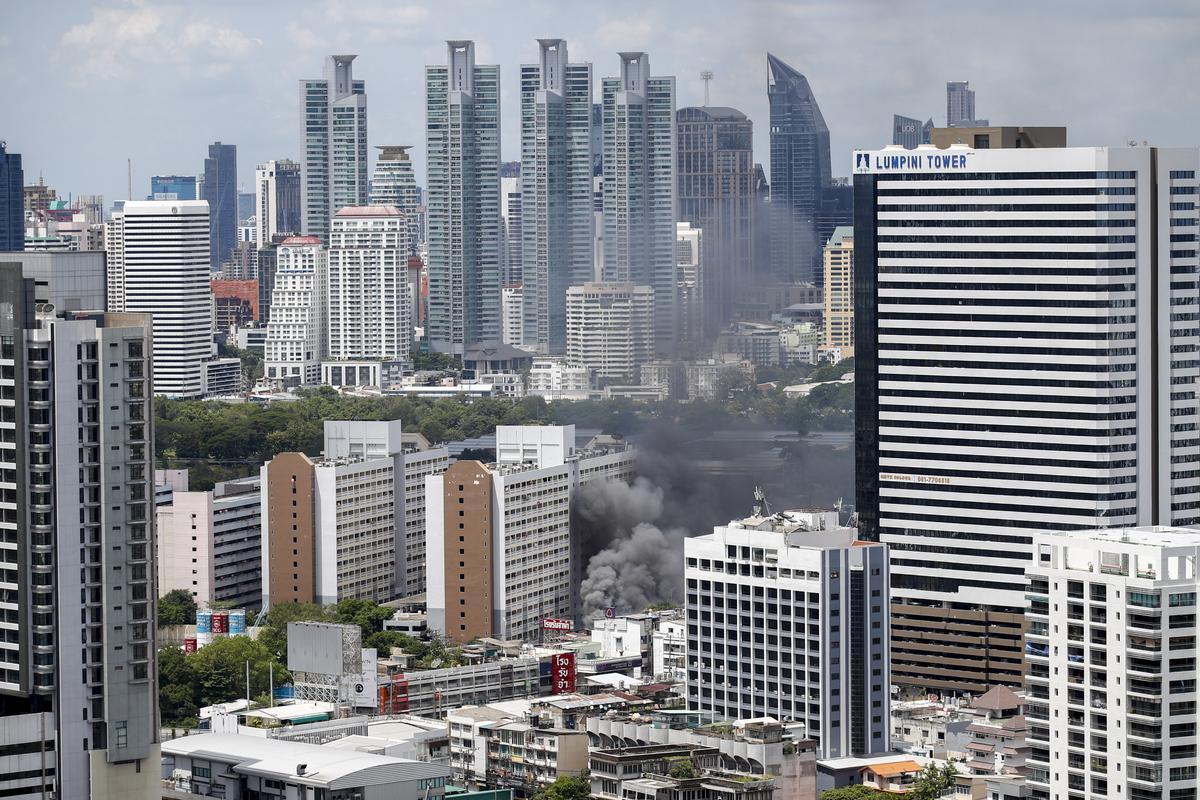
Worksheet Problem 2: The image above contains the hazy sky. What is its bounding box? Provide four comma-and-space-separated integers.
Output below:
4, 0, 1197, 206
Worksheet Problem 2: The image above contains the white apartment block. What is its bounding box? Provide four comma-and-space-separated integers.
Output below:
652, 619, 687, 682
104, 199, 213, 398
401, 440, 451, 598
370, 145, 422, 254
426, 425, 636, 643
254, 159, 301, 250
854, 145, 1200, 693
448, 705, 588, 792
156, 476, 262, 610
1025, 526, 1200, 800
265, 235, 327, 386
501, 284, 524, 349
327, 206, 412, 365
565, 282, 654, 381
685, 510, 890, 759
528, 357, 593, 401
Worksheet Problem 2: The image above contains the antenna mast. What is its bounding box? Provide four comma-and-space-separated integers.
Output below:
127, 158, 132, 201
700, 70, 714, 106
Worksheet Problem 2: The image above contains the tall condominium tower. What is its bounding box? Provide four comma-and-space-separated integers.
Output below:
685, 509, 890, 758
300, 55, 368, 241
519, 38, 594, 355
202, 141, 237, 269
264, 235, 327, 387
500, 175, 523, 285
565, 282, 654, 381
369, 146, 421, 255
946, 81, 987, 127
254, 159, 302, 250
326, 206, 411, 363
891, 114, 934, 149
0, 264, 159, 799
601, 52, 677, 354
676, 105, 754, 333
822, 226, 854, 359
425, 40, 502, 355
853, 144, 1200, 694
767, 54, 832, 285
1, 141, 24, 251
104, 200, 213, 398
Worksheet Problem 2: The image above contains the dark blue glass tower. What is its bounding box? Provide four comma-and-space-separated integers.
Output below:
0, 141, 23, 252
202, 141, 237, 269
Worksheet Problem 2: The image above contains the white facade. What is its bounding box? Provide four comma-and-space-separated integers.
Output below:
685, 510, 890, 759
301, 55, 368, 241
565, 282, 654, 380
591, 615, 653, 661
254, 159, 301, 250
528, 357, 593, 400
1024, 526, 1200, 800
105, 200, 213, 398
401, 445, 450, 598
370, 146, 421, 254
675, 221, 703, 353
327, 206, 412, 363
501, 284, 524, 348
652, 619, 687, 682
265, 235, 327, 386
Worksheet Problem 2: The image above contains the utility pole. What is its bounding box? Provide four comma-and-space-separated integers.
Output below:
700, 70, 714, 106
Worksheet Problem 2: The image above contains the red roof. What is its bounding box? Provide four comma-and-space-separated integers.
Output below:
280, 236, 323, 245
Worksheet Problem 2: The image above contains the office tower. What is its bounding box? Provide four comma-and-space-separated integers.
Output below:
300, 55, 369, 241
425, 40, 502, 355
264, 235, 327, 387
400, 437, 451, 598
674, 221, 703, 355
370, 146, 422, 255
156, 476, 263, 610
1024, 526, 1200, 800
326, 206, 411, 363
0, 251, 105, 311
946, 81, 987, 128
0, 141, 22, 252
501, 284, 524, 347
254, 159, 302, 250
676, 105, 754, 333
767, 54, 831, 284
822, 226, 853, 358
891, 115, 934, 149
104, 200, 213, 398
426, 425, 635, 643
853, 145, 1200, 694
0, 264, 158, 799
520, 38, 594, 355
261, 421, 407, 606
202, 142, 237, 269
149, 174, 199, 201
565, 282, 654, 381
210, 279, 259, 329
684, 509, 890, 758
500, 176, 523, 284
601, 52, 677, 353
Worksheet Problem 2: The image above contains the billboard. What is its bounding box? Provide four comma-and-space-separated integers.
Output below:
552, 653, 576, 694
287, 621, 362, 675
542, 618, 574, 632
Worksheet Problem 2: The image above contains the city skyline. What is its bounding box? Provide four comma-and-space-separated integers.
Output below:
5, 1, 1196, 205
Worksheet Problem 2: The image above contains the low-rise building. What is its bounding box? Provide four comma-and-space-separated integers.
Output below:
528, 357, 593, 401
448, 705, 588, 792
590, 744, 778, 800
715, 322, 782, 367
379, 657, 545, 718
685, 357, 754, 400
962, 685, 1027, 777
652, 619, 688, 683
203, 356, 244, 396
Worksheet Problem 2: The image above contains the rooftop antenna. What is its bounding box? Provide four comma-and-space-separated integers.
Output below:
700, 70, 714, 106
127, 158, 132, 201
753, 486, 772, 517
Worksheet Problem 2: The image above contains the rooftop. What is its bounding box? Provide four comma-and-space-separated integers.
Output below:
334, 205, 403, 216
971, 685, 1022, 713
1045, 525, 1200, 549
280, 235, 323, 245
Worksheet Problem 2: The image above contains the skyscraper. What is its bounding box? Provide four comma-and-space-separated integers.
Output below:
264, 235, 327, 387
149, 174, 199, 201
326, 206, 411, 363
500, 175, 523, 285
202, 141, 237, 269
946, 81, 987, 127
300, 55, 369, 241
565, 282, 654, 381
676, 105, 754, 333
821, 226, 853, 359
0, 141, 23, 252
853, 144, 1200, 694
767, 54, 831, 284
254, 159, 302, 250
601, 52, 677, 353
0, 264, 159, 799
891, 114, 933, 149
369, 145, 421, 255
105, 200, 213, 398
425, 40, 502, 355
519, 38, 594, 355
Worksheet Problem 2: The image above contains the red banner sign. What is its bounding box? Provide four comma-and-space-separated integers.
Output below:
552, 653, 576, 694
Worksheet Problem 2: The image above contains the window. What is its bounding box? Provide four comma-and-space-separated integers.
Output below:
1171, 592, 1197, 608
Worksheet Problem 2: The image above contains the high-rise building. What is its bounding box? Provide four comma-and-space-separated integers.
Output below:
674, 221, 703, 356
853, 144, 1200, 694
256, 239, 281, 324
945, 81, 987, 128
300, 55, 369, 241
767, 54, 831, 284
202, 142, 238, 269
425, 40, 502, 355
370, 146, 422, 255
325, 206, 411, 364
821, 226, 853, 358
149, 175, 199, 201
1024, 526, 1200, 800
0, 251, 105, 311
0, 141, 23, 252
0, 264, 159, 799
254, 159, 302, 250
501, 283, 524, 348
500, 174, 523, 285
684, 509, 890, 759
264, 235, 327, 387
426, 425, 635, 643
520, 38, 594, 355
23, 178, 56, 217
676, 105, 754, 333
104, 200, 213, 398
565, 282, 654, 381
891, 115, 933, 149
601, 53, 677, 354
399, 436, 451, 598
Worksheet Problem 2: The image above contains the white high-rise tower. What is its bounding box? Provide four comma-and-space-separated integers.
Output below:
265, 235, 327, 387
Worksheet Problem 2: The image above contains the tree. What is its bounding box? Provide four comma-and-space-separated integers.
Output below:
531, 776, 591, 800
330, 598, 394, 636
819, 787, 888, 800
668, 759, 698, 779
256, 601, 329, 661
907, 763, 958, 800
187, 635, 291, 709
158, 589, 198, 627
